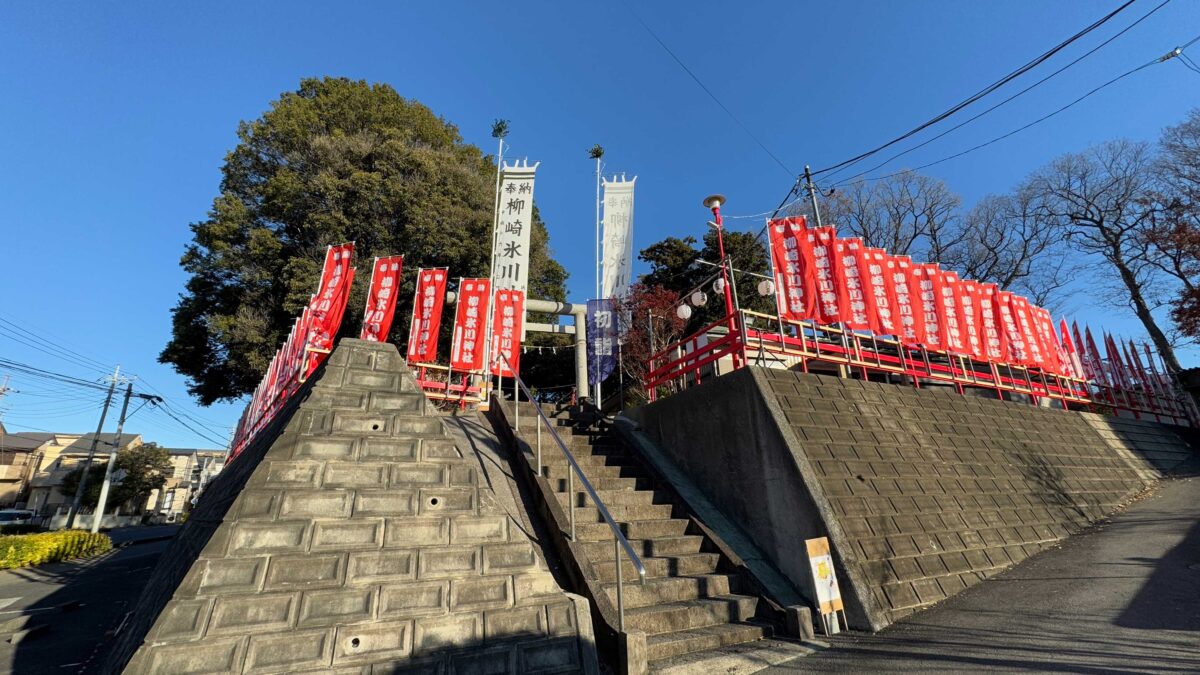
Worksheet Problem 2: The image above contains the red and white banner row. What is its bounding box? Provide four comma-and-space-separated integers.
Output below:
769, 217, 1073, 375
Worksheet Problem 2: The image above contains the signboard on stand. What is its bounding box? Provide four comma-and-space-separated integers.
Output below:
805, 537, 846, 635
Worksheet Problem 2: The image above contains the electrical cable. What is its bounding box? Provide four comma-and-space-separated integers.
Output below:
828, 0, 1172, 186
812, 0, 1137, 178
622, 0, 794, 177
0, 315, 115, 373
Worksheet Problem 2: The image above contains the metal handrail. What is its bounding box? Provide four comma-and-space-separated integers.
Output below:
494, 353, 647, 632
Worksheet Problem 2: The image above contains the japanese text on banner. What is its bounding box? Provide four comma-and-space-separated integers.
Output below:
450, 278, 491, 371
601, 177, 636, 299
407, 268, 447, 363
360, 256, 404, 342
492, 161, 538, 295
490, 290, 525, 376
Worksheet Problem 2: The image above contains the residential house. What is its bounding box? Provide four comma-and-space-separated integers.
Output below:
145, 448, 227, 523
25, 432, 144, 516
0, 430, 54, 506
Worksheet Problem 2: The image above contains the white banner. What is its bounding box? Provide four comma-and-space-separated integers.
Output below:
601, 175, 636, 300
491, 160, 539, 294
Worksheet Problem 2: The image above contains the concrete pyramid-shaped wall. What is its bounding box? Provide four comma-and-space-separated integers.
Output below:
106, 339, 595, 674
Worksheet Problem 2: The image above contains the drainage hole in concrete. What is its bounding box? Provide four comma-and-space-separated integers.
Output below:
429, 497, 440, 507
351, 638, 361, 649
855, 475, 866, 481
371, 423, 380, 431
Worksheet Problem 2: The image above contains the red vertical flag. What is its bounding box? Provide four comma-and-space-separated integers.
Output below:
807, 227, 844, 325
450, 278, 491, 371
912, 264, 946, 351
1060, 319, 1085, 379
360, 256, 404, 342
937, 270, 967, 354
978, 284, 1007, 362
768, 217, 816, 321
890, 255, 925, 345
490, 289, 525, 376
1085, 326, 1111, 387
995, 291, 1030, 365
305, 243, 355, 378
835, 238, 871, 330
407, 268, 448, 364
1010, 295, 1046, 368
862, 248, 899, 335
769, 217, 816, 321
958, 279, 986, 361
1030, 306, 1063, 374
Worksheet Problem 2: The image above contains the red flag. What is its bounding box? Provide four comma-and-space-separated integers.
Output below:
768, 217, 816, 321
806, 227, 844, 325
862, 248, 899, 335
450, 278, 491, 371
995, 291, 1030, 365
937, 270, 968, 354
1085, 326, 1110, 387
913, 264, 947, 351
1060, 319, 1085, 379
407, 268, 448, 364
835, 238, 871, 330
958, 279, 986, 361
1104, 333, 1131, 390
360, 256, 404, 342
1010, 295, 1047, 369
890, 255, 926, 345
1030, 306, 1063, 374
490, 289, 525, 376
978, 284, 1007, 362
1142, 343, 1170, 401
305, 243, 356, 378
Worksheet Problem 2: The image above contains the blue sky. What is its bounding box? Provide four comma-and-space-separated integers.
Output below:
2, 1, 1199, 447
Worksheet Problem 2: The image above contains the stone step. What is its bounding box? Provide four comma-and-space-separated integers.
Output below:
571, 503, 676, 524
645, 622, 772, 663
592, 553, 722, 584
580, 535, 704, 561
570, 516, 687, 544
555, 489, 658, 509
621, 518, 690, 540
540, 451, 636, 470
539, 461, 646, 483
603, 574, 733, 610
624, 595, 759, 635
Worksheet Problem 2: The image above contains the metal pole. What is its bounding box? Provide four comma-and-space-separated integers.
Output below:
91, 383, 133, 534
615, 535, 625, 632
66, 367, 118, 529
536, 405, 542, 471
595, 154, 602, 302
804, 165, 824, 228
618, 339, 625, 413
483, 132, 506, 406
567, 469, 576, 541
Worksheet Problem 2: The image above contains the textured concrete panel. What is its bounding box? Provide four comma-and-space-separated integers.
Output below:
632, 367, 1196, 630
108, 339, 596, 674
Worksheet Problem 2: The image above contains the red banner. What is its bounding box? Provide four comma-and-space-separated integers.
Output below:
360, 256, 404, 342
937, 270, 968, 354
890, 255, 925, 345
958, 279, 986, 361
861, 248, 898, 335
912, 264, 946, 351
978, 284, 1007, 362
407, 268, 448, 364
807, 227, 844, 325
995, 291, 1030, 365
1010, 295, 1047, 368
836, 238, 871, 330
768, 217, 815, 321
490, 289, 525, 376
450, 278, 491, 371
1031, 306, 1063, 374
305, 244, 355, 378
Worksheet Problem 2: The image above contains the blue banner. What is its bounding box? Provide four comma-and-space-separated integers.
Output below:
587, 299, 618, 386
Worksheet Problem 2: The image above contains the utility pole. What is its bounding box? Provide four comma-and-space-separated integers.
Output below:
91, 382, 133, 534
591, 144, 605, 405
66, 366, 119, 529
804, 165, 824, 228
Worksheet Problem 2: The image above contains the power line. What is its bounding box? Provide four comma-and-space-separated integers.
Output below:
622, 0, 794, 177
0, 315, 114, 373
828, 0, 1172, 185
812, 0, 1138, 178
149, 402, 229, 447
834, 34, 1199, 187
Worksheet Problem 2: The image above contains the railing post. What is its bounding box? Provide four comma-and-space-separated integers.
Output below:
615, 534, 625, 632
536, 406, 542, 473
567, 469, 576, 541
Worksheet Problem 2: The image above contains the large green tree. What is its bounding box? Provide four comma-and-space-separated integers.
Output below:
161, 77, 567, 403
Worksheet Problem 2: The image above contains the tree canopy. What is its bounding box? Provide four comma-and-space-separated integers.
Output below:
161, 77, 567, 403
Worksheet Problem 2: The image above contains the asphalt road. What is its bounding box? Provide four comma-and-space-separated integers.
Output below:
769, 472, 1200, 674
0, 530, 175, 674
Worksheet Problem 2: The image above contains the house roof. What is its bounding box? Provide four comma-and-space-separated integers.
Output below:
164, 447, 228, 457
0, 431, 56, 452
58, 433, 143, 453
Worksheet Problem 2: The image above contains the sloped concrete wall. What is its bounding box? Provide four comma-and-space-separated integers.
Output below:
630, 367, 1195, 631
105, 339, 596, 674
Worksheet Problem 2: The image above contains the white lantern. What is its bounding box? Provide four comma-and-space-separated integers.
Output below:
676, 304, 693, 320
713, 278, 725, 294
690, 290, 708, 307
757, 279, 775, 296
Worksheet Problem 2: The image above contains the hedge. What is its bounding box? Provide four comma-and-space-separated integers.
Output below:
0, 530, 113, 570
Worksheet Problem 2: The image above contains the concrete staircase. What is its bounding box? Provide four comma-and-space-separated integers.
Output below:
515, 403, 773, 669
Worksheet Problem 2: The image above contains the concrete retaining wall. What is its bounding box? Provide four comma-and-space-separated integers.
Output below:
630, 367, 1196, 631
105, 340, 596, 674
